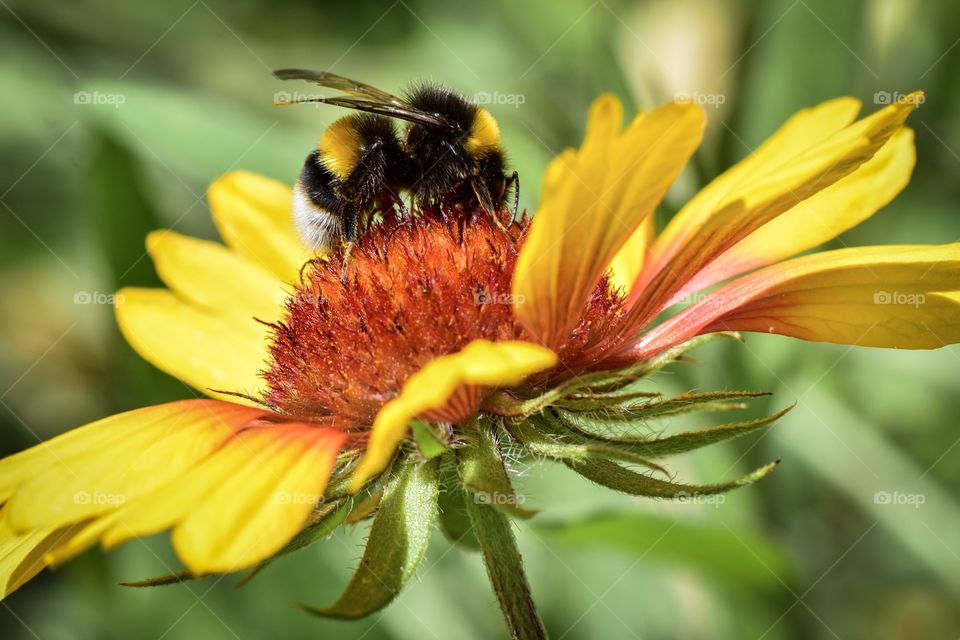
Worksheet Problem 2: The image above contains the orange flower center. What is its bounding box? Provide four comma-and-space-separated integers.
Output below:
264, 210, 624, 425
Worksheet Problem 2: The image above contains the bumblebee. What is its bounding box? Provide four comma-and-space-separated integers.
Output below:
274, 69, 519, 267
291, 113, 406, 258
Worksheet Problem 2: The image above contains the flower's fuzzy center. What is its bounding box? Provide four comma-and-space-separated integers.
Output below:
264, 209, 625, 425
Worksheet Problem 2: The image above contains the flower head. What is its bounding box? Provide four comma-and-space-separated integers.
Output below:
2, 90, 957, 631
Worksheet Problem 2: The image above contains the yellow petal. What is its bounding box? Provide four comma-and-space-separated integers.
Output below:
115, 288, 269, 402
350, 340, 557, 492
0, 401, 244, 500
3, 400, 262, 532
608, 214, 655, 293
0, 519, 85, 598
540, 147, 578, 206
208, 171, 313, 284
644, 97, 862, 280
635, 243, 960, 357
96, 424, 345, 574
625, 94, 921, 327
676, 127, 916, 297
514, 96, 704, 347
147, 230, 288, 325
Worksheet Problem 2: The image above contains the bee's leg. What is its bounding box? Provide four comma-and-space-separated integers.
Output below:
508, 171, 520, 220
340, 206, 358, 284
394, 192, 409, 219
434, 195, 450, 224
340, 242, 354, 283
471, 176, 507, 231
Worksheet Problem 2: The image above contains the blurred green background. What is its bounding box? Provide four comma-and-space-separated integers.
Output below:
2, 0, 959, 638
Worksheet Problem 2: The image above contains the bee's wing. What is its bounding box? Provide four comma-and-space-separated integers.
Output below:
273, 68, 403, 104
275, 94, 458, 131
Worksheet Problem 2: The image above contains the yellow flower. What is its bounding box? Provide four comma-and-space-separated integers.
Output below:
2, 90, 957, 604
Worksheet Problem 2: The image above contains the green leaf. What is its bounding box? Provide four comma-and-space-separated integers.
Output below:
300, 458, 440, 619
458, 419, 538, 519
87, 130, 185, 406
533, 512, 794, 592
565, 457, 780, 499
87, 129, 164, 289
569, 332, 744, 394
549, 405, 792, 458
436, 455, 481, 551
465, 479, 548, 639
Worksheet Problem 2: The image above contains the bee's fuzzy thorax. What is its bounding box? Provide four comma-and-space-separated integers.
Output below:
465, 108, 502, 157
318, 116, 363, 179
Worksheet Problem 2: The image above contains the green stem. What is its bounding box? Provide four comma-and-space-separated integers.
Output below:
465, 494, 548, 639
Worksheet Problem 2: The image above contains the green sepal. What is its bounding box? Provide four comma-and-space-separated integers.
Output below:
482, 332, 741, 418
508, 418, 670, 476
565, 457, 780, 498
436, 453, 481, 551
546, 404, 792, 458
557, 390, 770, 425
555, 389, 661, 412
412, 419, 448, 460
300, 458, 440, 619
557, 332, 743, 395
119, 570, 195, 588
458, 418, 538, 519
